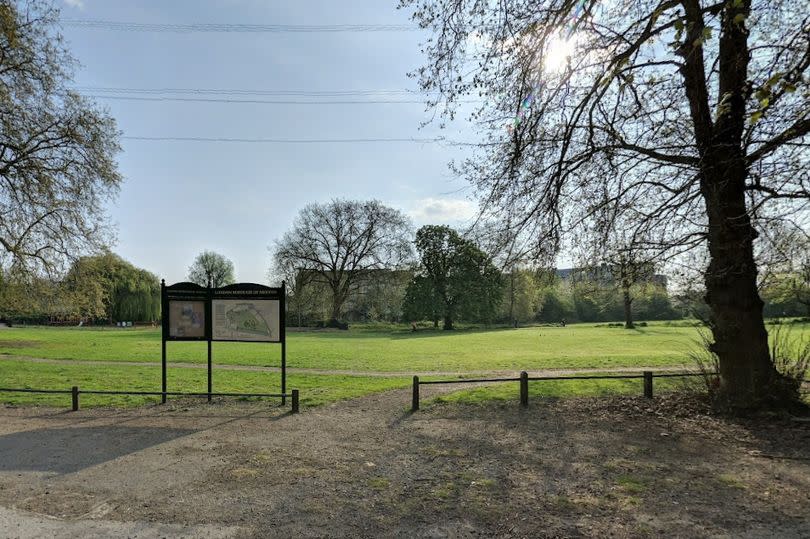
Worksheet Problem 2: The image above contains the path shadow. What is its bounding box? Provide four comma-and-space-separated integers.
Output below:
0, 426, 196, 474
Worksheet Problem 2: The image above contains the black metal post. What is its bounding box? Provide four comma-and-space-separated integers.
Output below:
71, 386, 79, 411
291, 389, 299, 413
161, 338, 167, 404
412, 375, 420, 412
207, 339, 212, 403
520, 371, 529, 407
281, 280, 287, 406
644, 371, 653, 399
161, 279, 167, 404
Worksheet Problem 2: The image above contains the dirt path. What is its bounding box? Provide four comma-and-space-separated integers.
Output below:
0, 353, 694, 378
0, 386, 808, 538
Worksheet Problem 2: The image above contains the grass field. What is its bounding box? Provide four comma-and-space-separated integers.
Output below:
1, 322, 806, 408
0, 323, 708, 371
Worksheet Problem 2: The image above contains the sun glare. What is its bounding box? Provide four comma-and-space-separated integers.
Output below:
544, 35, 575, 73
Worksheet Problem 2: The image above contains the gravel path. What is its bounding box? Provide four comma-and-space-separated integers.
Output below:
0, 388, 808, 537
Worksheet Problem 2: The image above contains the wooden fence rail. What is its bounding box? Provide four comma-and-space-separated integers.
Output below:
411, 371, 714, 412
0, 386, 299, 413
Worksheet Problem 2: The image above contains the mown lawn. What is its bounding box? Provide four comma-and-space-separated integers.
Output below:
0, 322, 716, 372
0, 359, 411, 408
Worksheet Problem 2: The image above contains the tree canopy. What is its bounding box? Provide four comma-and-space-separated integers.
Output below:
404, 225, 502, 329
273, 199, 412, 324
188, 251, 236, 288
403, 0, 809, 410
0, 0, 121, 273
62, 252, 160, 322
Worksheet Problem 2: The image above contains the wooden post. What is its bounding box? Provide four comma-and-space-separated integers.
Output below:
291, 389, 299, 413
644, 371, 653, 399
520, 371, 529, 408
71, 386, 79, 411
412, 376, 419, 412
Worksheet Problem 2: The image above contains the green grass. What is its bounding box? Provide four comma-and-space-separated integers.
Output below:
0, 322, 717, 372
0, 359, 410, 408
1, 322, 804, 409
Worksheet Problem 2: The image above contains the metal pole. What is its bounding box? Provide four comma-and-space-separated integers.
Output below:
161, 279, 167, 404
281, 280, 287, 406
412, 375, 420, 412
71, 386, 79, 411
207, 339, 212, 403
291, 389, 299, 413
161, 338, 167, 404
207, 278, 212, 403
520, 371, 529, 407
644, 371, 653, 399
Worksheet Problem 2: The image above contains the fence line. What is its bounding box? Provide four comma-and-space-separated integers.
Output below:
0, 386, 299, 413
410, 370, 714, 411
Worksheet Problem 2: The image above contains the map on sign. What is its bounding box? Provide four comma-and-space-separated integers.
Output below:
168, 300, 206, 338
212, 299, 280, 342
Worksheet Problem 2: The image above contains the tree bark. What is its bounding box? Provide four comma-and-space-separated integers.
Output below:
622, 283, 634, 330
443, 315, 454, 330
701, 157, 782, 410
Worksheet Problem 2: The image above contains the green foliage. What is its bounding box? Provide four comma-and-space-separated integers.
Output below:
0, 0, 121, 273
187, 251, 235, 288
406, 226, 503, 329
62, 252, 160, 322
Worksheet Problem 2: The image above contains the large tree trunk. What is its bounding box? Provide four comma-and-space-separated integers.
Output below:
701, 158, 782, 410
442, 315, 454, 330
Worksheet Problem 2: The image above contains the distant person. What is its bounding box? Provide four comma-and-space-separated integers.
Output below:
411, 322, 418, 332
560, 318, 566, 327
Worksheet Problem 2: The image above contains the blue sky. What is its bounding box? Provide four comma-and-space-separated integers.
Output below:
59, 0, 479, 284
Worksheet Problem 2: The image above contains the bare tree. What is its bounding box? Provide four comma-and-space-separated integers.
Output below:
273, 200, 413, 324
0, 1, 122, 274
403, 0, 810, 410
188, 251, 235, 288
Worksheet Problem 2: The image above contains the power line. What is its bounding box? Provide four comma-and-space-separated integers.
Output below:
88, 95, 478, 105
61, 20, 420, 33
122, 136, 449, 144
73, 86, 423, 96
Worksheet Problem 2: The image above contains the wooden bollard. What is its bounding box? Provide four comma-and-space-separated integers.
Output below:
520, 371, 529, 408
291, 389, 299, 413
71, 386, 79, 411
412, 376, 419, 412
643, 371, 653, 399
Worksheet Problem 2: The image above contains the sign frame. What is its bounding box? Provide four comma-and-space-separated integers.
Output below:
160, 280, 287, 404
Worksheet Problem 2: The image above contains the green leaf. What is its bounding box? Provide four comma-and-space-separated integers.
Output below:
733, 13, 746, 25
750, 111, 763, 123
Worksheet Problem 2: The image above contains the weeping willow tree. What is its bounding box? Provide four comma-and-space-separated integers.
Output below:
63, 253, 160, 323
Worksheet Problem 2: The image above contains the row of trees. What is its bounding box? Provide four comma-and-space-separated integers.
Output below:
273, 199, 683, 329
0, 250, 239, 324
0, 253, 159, 323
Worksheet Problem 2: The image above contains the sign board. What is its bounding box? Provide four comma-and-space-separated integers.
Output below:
162, 282, 209, 341
212, 299, 280, 342
168, 300, 206, 338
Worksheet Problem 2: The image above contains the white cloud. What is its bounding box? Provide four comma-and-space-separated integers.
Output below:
64, 0, 85, 9
408, 197, 477, 226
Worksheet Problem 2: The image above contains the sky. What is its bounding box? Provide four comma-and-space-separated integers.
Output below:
57, 0, 482, 284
